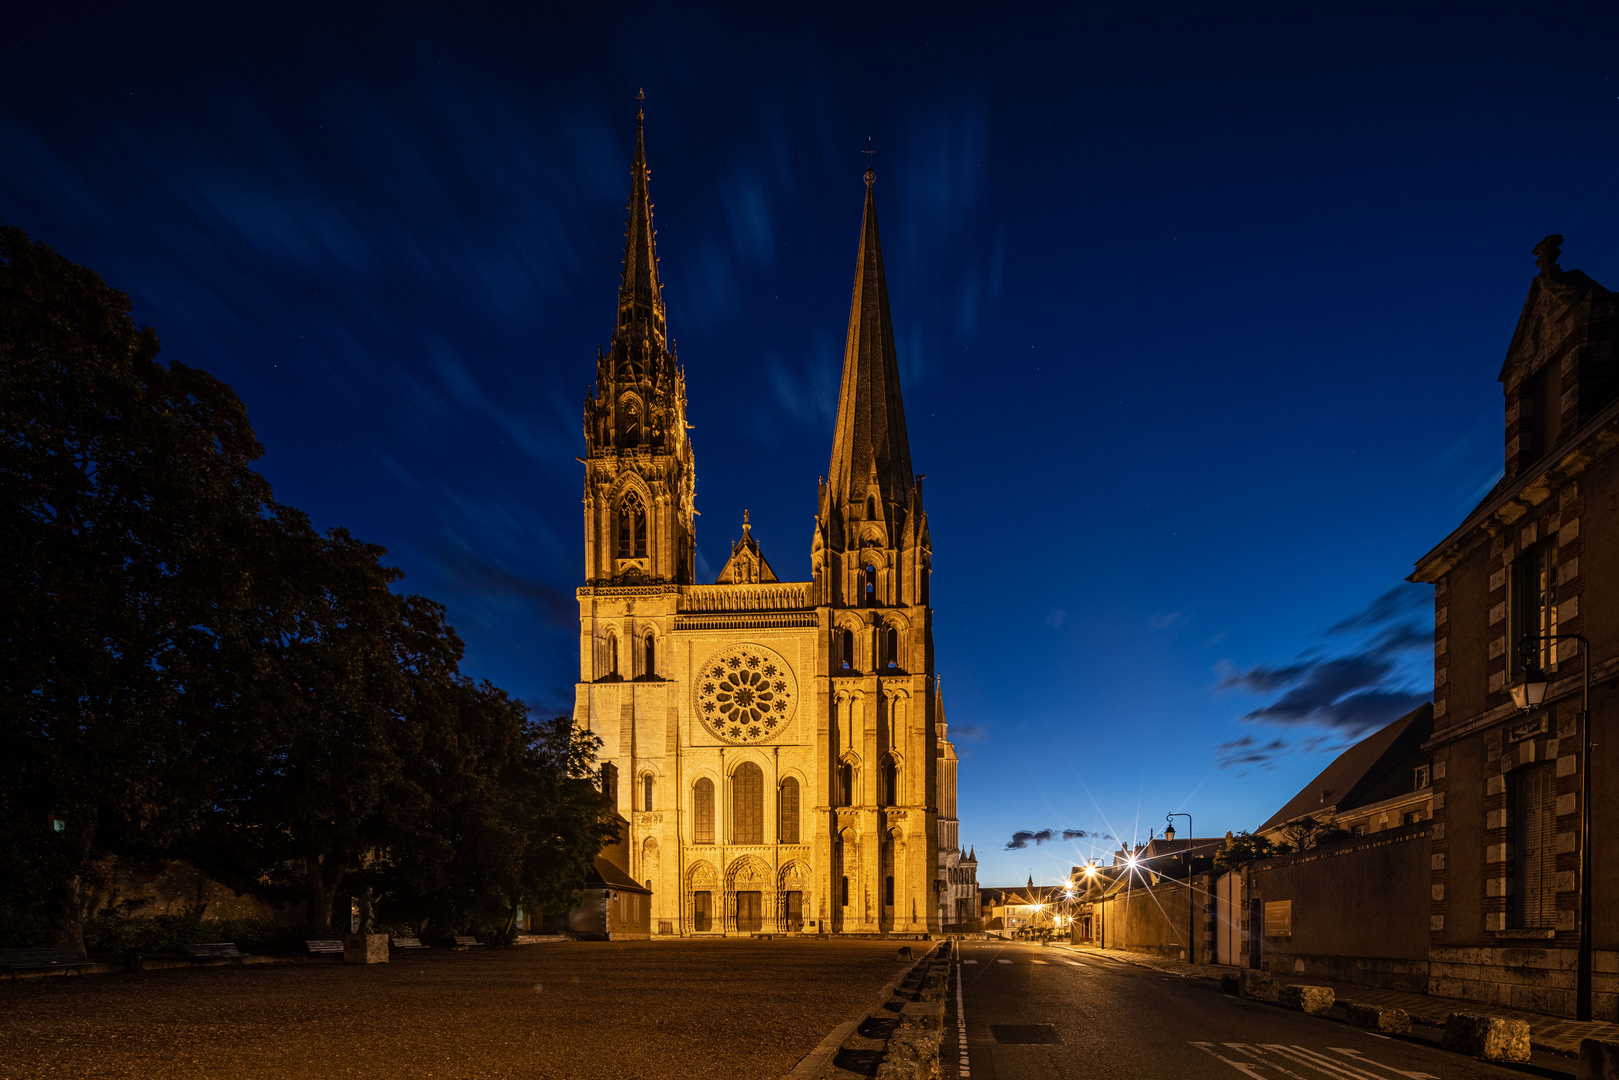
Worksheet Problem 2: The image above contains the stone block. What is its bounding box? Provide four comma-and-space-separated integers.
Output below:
898, 1001, 944, 1032
1559, 793, 1578, 817
1442, 1013, 1531, 1063
1220, 974, 1240, 995
343, 933, 389, 964
1240, 969, 1279, 1003
1345, 1003, 1411, 1035
896, 945, 913, 960
1578, 1038, 1619, 1080
1282, 985, 1334, 1016
879, 1027, 941, 1080
1559, 754, 1578, 778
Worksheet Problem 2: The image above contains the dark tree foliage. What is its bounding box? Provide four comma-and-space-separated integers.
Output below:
0, 226, 609, 950
1211, 831, 1277, 873
0, 225, 282, 951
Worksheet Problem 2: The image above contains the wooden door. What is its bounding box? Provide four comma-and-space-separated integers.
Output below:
737, 891, 762, 933
786, 891, 803, 932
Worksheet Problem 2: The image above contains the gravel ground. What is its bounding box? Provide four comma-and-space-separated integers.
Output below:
0, 939, 909, 1080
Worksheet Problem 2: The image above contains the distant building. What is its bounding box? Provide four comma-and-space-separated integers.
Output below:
1410, 235, 1619, 1017
571, 104, 958, 936
1259, 704, 1435, 845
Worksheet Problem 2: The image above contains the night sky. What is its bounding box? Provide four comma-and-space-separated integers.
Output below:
6, 3, 1619, 887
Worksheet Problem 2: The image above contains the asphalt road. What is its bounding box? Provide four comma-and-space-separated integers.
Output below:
950, 941, 1575, 1080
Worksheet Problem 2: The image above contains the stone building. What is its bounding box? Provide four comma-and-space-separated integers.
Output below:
1410, 235, 1619, 1018
571, 107, 962, 936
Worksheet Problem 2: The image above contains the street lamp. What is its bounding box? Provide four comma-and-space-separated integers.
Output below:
1166, 812, 1196, 965
1511, 633, 1592, 1022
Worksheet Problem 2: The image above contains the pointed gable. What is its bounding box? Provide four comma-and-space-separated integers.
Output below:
715, 511, 779, 584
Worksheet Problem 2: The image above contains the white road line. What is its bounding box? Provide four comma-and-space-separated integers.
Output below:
1189, 1041, 1270, 1078
1031, 959, 1048, 964
1223, 1044, 1312, 1080
995, 958, 1012, 964
1065, 961, 1083, 967
963, 959, 978, 964
955, 951, 971, 1079
1256, 1044, 1389, 1080
1328, 1048, 1438, 1080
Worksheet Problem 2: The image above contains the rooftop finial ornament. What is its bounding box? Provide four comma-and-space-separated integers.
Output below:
863, 137, 876, 186
742, 508, 751, 535
1534, 233, 1563, 276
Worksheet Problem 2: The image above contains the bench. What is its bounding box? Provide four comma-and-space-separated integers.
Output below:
390, 937, 429, 950
451, 935, 484, 950
305, 939, 344, 957
181, 942, 246, 965
0, 947, 93, 977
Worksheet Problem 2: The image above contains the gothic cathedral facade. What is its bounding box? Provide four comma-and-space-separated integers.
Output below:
573, 108, 964, 935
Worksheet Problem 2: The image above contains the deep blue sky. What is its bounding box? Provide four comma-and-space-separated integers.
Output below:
5, 3, 1618, 887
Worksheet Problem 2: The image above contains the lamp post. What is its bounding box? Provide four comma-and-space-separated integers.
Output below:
1510, 632, 1592, 1022
1166, 812, 1196, 965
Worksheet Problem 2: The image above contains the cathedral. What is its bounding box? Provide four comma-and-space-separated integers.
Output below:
572, 105, 969, 936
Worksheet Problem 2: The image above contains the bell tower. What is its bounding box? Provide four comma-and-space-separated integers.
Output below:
812, 168, 931, 618
583, 98, 696, 585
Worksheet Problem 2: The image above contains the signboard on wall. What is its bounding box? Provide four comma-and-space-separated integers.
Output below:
1264, 900, 1292, 937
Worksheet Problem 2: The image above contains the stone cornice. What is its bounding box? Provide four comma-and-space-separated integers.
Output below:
1411, 397, 1619, 582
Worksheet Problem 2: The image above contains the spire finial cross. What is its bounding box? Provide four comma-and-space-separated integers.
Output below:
742, 509, 751, 534
863, 138, 875, 186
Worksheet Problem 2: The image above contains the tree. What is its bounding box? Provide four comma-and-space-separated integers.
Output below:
0, 225, 280, 954
1211, 831, 1276, 874
504, 716, 617, 928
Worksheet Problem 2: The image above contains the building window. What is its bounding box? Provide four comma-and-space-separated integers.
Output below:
643, 633, 655, 677
733, 763, 763, 844
642, 774, 654, 812
840, 628, 855, 671
600, 762, 618, 806
1402, 810, 1421, 827
1352, 824, 1367, 837
881, 757, 898, 807
617, 490, 647, 559
1514, 762, 1558, 929
840, 875, 850, 906
606, 632, 618, 678
1526, 364, 1562, 463
1511, 544, 1557, 675
694, 778, 715, 845
837, 762, 854, 808
1414, 764, 1431, 790
693, 891, 712, 932
867, 495, 878, 520
885, 875, 895, 907
863, 564, 877, 607
779, 778, 800, 844
884, 627, 899, 669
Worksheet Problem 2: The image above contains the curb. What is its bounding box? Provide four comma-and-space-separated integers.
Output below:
780, 944, 941, 1080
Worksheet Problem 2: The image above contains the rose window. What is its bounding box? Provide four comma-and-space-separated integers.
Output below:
693, 643, 797, 745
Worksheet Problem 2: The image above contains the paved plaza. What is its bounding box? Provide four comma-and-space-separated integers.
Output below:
0, 939, 908, 1079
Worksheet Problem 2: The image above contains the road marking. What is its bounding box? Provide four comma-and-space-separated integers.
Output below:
995, 959, 1012, 964
955, 952, 971, 1078
1065, 961, 1083, 967
1329, 1048, 1437, 1079
963, 959, 978, 964
1191, 1043, 1439, 1080
1031, 959, 1048, 964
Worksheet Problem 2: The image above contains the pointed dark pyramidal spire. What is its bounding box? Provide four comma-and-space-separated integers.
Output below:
826, 167, 913, 506
617, 90, 666, 356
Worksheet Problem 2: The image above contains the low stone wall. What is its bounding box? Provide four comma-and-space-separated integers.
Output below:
1429, 945, 1619, 1019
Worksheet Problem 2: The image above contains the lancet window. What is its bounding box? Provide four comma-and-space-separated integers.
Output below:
617, 491, 647, 559
694, 778, 715, 844
779, 778, 800, 844
733, 763, 763, 844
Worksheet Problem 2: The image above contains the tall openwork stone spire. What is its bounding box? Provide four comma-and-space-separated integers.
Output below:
616, 98, 667, 356
582, 97, 694, 586
826, 171, 914, 506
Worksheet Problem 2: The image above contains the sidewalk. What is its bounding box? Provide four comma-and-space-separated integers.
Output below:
1057, 943, 1619, 1057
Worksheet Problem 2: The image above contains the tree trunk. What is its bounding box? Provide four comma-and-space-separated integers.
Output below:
306, 856, 345, 930
46, 869, 86, 959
